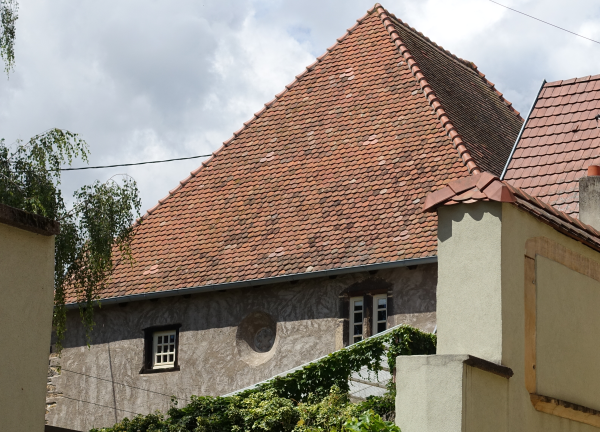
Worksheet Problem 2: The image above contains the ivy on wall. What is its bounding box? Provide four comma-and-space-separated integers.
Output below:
91, 325, 436, 432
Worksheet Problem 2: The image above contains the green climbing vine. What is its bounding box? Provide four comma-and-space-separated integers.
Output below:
91, 325, 436, 432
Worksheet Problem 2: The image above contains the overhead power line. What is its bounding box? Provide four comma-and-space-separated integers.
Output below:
60, 154, 212, 171
58, 395, 143, 416
61, 368, 192, 403
488, 0, 600, 45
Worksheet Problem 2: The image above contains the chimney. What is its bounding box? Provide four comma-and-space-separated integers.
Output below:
579, 165, 600, 229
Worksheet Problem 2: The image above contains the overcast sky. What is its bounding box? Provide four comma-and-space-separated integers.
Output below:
1, 0, 599, 214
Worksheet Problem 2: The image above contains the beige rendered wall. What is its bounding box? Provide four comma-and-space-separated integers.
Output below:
0, 222, 55, 432
437, 201, 503, 363
396, 354, 509, 432
426, 201, 600, 431
500, 202, 600, 431
535, 256, 600, 411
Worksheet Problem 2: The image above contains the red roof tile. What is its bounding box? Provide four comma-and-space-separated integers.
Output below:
424, 173, 600, 252
69, 4, 523, 302
504, 75, 600, 217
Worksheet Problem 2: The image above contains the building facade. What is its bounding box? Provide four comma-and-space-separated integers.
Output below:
398, 170, 600, 431
46, 4, 523, 430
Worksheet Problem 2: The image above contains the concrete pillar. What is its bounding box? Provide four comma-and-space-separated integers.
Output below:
579, 165, 600, 230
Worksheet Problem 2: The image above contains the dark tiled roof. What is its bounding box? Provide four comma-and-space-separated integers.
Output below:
423, 172, 600, 252
69, 4, 521, 302
504, 75, 600, 216
0, 203, 60, 236
388, 14, 523, 176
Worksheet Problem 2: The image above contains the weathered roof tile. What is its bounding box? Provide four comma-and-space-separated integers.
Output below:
67, 4, 522, 303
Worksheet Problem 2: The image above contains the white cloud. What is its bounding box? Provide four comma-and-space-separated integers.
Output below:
1, 0, 600, 213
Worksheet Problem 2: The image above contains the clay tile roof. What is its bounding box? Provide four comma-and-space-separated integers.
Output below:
503, 75, 600, 217
424, 171, 600, 252
73, 4, 523, 303
423, 172, 514, 212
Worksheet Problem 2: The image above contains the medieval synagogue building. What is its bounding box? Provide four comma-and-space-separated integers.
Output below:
46, 4, 523, 430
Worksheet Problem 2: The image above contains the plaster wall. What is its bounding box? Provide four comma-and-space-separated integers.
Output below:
437, 201, 503, 363
418, 201, 600, 431
396, 354, 509, 432
47, 264, 437, 431
396, 354, 465, 431
500, 202, 600, 431
0, 222, 55, 432
535, 256, 600, 411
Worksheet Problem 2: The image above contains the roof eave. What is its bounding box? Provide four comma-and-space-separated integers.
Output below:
65, 255, 438, 309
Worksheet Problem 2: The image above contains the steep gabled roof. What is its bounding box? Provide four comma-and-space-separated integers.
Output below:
69, 4, 522, 302
503, 75, 600, 216
385, 11, 523, 176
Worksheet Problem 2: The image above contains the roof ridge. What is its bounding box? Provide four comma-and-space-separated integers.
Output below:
136, 4, 382, 223
375, 4, 480, 174
384, 10, 523, 121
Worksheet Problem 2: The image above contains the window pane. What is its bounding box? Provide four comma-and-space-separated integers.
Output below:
353, 335, 363, 342
156, 355, 161, 363
158, 336, 163, 344
354, 324, 362, 335
163, 354, 167, 362
378, 310, 387, 321
354, 312, 362, 322
354, 301, 363, 310
170, 344, 175, 352
169, 354, 174, 362
378, 298, 387, 307
157, 346, 162, 353
170, 335, 175, 343
378, 322, 386, 333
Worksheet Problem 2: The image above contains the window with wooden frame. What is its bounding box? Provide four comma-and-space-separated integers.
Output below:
372, 294, 388, 336
340, 280, 392, 346
350, 297, 365, 344
153, 330, 176, 369
140, 324, 181, 374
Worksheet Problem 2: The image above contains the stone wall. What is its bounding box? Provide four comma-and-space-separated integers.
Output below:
46, 350, 62, 422
46, 263, 437, 431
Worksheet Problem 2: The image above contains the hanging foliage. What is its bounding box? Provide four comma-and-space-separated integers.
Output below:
0, 129, 141, 349
0, 0, 17, 74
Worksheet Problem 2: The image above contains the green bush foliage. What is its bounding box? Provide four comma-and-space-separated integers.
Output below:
90, 325, 435, 432
343, 411, 400, 432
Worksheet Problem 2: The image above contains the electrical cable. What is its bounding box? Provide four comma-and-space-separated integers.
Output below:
488, 0, 600, 45
60, 154, 212, 171
56, 395, 144, 416
61, 368, 192, 403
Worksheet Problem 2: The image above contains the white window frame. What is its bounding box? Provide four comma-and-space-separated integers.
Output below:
350, 296, 364, 344
152, 330, 177, 369
372, 294, 388, 336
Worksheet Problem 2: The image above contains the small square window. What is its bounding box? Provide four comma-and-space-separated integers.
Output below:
153, 330, 177, 369
141, 324, 181, 374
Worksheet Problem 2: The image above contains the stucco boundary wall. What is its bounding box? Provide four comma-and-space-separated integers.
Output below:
397, 201, 600, 431
396, 354, 512, 432
0, 204, 58, 432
